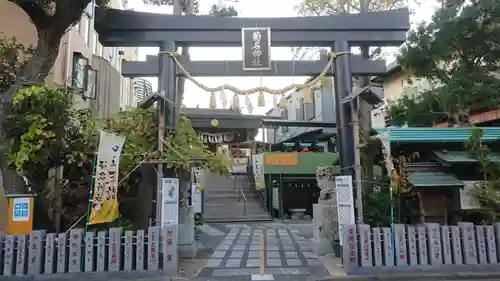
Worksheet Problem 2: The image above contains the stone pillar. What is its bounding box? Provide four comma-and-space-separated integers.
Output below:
311, 166, 337, 256
177, 167, 203, 258
178, 207, 196, 258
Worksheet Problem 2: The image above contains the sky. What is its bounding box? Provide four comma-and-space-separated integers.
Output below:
128, 0, 439, 117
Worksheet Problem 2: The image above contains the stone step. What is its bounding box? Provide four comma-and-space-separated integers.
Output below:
203, 208, 268, 215
205, 188, 255, 192
204, 204, 267, 212
202, 174, 268, 222
204, 187, 258, 194
205, 192, 262, 200
204, 199, 263, 206
204, 202, 265, 208
204, 214, 272, 223
204, 211, 269, 218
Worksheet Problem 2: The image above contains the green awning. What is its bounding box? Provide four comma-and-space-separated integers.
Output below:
407, 171, 464, 188
433, 151, 500, 165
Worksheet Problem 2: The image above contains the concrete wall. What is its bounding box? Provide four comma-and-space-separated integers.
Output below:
371, 69, 411, 127
91, 55, 122, 117
0, 1, 37, 47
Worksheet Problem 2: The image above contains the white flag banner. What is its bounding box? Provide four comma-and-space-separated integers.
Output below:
89, 130, 126, 225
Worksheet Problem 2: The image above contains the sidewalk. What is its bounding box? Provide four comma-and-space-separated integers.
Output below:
316, 254, 500, 281
317, 272, 500, 281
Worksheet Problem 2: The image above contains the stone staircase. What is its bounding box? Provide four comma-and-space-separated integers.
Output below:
203, 172, 271, 222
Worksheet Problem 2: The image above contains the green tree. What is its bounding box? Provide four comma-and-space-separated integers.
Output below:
5, 84, 231, 229
0, 35, 34, 192
387, 0, 500, 127
0, 0, 236, 194
466, 128, 500, 223
294, 0, 410, 59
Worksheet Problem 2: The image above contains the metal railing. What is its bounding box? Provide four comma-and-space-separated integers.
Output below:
233, 175, 247, 216
246, 167, 267, 212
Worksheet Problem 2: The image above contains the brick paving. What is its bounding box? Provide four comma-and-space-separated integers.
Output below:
196, 223, 328, 279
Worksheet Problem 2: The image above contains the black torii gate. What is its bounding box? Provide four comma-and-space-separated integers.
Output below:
95, 7, 409, 225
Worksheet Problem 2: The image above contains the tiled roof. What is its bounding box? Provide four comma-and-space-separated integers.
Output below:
407, 171, 464, 188
374, 127, 500, 143
433, 150, 500, 164
404, 162, 464, 188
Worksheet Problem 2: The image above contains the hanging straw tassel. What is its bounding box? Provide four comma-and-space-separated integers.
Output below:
258, 91, 266, 107
279, 93, 287, 109
220, 87, 226, 100
303, 87, 314, 104
209, 92, 217, 108
232, 93, 240, 110
220, 87, 227, 107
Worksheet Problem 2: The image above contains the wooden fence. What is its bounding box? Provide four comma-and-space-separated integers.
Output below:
0, 226, 179, 277
342, 222, 500, 271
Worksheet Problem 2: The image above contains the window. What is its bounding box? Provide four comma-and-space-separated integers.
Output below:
281, 109, 288, 133
305, 92, 316, 120
84, 67, 97, 99
296, 98, 305, 120
72, 53, 88, 90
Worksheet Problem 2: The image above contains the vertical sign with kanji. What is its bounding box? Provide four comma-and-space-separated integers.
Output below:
341, 224, 359, 270
89, 130, 126, 225
459, 222, 477, 264
242, 27, 271, 71
162, 224, 179, 274
161, 178, 179, 275
161, 178, 179, 226
394, 224, 408, 266
68, 229, 83, 272
335, 175, 355, 245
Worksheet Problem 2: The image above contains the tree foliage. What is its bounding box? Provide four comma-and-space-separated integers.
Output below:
142, 0, 237, 16
142, 0, 198, 13
294, 0, 409, 59
5, 85, 231, 227
208, 4, 238, 17
296, 0, 406, 16
362, 175, 393, 226
386, 0, 500, 127
467, 128, 500, 223
0, 35, 33, 92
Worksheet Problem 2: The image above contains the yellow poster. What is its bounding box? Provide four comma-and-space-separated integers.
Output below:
88, 130, 126, 225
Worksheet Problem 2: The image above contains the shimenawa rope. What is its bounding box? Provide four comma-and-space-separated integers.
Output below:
164, 51, 351, 109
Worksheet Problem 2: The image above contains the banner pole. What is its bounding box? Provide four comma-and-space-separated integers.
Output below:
84, 154, 99, 230
80, 153, 98, 268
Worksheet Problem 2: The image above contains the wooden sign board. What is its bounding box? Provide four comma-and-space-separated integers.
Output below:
242, 27, 271, 71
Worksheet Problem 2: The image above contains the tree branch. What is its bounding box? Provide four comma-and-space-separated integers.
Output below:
10, 0, 52, 28
54, 0, 91, 33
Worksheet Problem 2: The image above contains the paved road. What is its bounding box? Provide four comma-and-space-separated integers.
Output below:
196, 222, 328, 279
